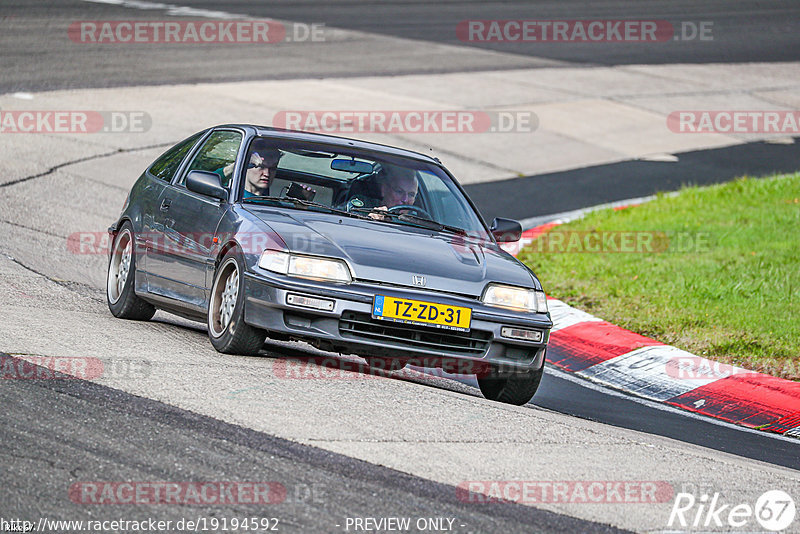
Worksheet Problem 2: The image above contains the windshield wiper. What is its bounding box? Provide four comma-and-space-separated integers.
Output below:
242, 196, 368, 219
401, 213, 470, 236
350, 208, 470, 236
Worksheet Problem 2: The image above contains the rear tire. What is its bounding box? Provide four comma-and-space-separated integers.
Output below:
107, 222, 156, 321
208, 249, 266, 355
478, 365, 544, 406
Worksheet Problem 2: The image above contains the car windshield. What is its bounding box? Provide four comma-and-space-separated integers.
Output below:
239, 137, 490, 239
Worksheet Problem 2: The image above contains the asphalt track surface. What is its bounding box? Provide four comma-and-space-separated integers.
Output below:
1, 0, 799, 531
0, 354, 622, 533
465, 137, 800, 222
534, 370, 800, 471
3, 0, 800, 92
175, 0, 800, 65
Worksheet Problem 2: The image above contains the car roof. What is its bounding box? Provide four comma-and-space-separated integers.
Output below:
215, 124, 441, 165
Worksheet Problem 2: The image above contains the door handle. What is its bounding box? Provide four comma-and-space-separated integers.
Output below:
160, 198, 172, 212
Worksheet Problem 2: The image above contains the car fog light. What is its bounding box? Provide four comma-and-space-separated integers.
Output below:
501, 327, 543, 342
287, 293, 335, 311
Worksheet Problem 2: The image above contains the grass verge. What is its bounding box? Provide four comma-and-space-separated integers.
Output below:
519, 173, 800, 380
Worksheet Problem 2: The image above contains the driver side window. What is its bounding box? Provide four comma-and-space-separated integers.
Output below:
178, 130, 243, 189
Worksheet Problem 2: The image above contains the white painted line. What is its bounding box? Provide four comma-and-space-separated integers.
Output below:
547, 298, 602, 332
416, 362, 799, 442
82, 0, 244, 19
546, 366, 800, 443
638, 153, 679, 162
518, 194, 669, 230
577, 346, 724, 401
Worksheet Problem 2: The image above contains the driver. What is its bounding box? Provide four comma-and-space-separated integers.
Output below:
347, 164, 418, 213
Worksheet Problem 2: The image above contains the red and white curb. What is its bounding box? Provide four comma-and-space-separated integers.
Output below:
503, 220, 800, 438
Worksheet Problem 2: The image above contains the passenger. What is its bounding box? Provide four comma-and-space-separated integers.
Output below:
214, 145, 282, 198
242, 147, 282, 198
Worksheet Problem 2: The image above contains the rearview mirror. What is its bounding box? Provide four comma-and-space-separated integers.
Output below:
490, 217, 522, 243
185, 170, 228, 201
331, 158, 374, 174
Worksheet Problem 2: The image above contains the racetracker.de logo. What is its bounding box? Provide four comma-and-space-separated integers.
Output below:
457, 20, 683, 42
68, 20, 325, 44
457, 481, 674, 504
272, 110, 537, 134
70, 20, 284, 43
272, 356, 493, 380
0, 111, 151, 133
666, 356, 760, 380
0, 354, 152, 380
0, 355, 103, 380
523, 231, 710, 254
69, 482, 287, 505
667, 111, 800, 134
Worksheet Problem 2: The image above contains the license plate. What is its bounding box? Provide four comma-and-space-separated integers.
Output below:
372, 295, 472, 331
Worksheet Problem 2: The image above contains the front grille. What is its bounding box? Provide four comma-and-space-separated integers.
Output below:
339, 311, 491, 356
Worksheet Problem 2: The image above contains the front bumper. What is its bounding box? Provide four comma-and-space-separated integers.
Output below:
243, 270, 551, 372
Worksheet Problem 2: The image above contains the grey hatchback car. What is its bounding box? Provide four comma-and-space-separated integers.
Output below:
107, 125, 552, 405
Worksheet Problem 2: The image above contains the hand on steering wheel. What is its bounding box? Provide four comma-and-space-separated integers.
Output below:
387, 204, 433, 220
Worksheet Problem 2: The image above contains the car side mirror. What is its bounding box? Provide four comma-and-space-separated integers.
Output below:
185, 170, 228, 201
490, 217, 522, 243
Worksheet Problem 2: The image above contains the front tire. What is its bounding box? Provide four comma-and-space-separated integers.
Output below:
208, 250, 265, 355
478, 365, 544, 406
107, 222, 156, 321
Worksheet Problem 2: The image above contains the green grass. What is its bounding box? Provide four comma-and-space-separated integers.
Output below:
519, 173, 800, 380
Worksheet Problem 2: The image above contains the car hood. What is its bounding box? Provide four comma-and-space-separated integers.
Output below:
243, 207, 535, 297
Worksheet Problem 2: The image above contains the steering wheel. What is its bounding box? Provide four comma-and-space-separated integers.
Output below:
387, 204, 433, 220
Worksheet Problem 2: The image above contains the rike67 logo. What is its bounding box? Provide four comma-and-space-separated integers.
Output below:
668, 490, 796, 531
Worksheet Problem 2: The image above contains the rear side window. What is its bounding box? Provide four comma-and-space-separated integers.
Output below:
149, 132, 204, 182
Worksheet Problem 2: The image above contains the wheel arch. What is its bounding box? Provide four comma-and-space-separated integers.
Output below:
215, 239, 241, 270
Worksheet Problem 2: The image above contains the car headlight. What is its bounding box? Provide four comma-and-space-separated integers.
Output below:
482, 284, 547, 313
258, 250, 352, 283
